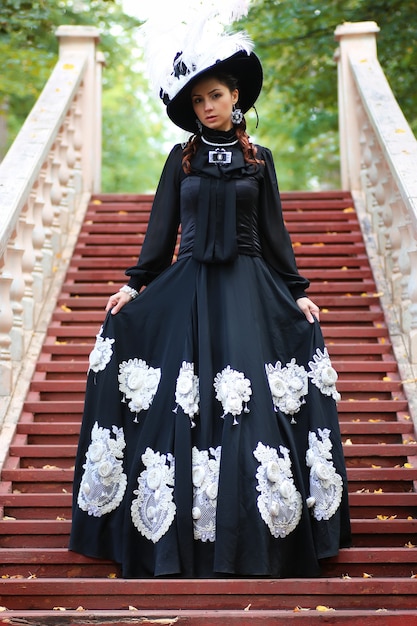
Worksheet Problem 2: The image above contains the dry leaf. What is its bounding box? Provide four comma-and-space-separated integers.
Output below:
56, 516, 66, 521
403, 463, 413, 468
382, 376, 391, 381
53, 607, 67, 611
2, 516, 16, 521
63, 63, 75, 70
374, 488, 383, 494
371, 464, 382, 469
60, 304, 72, 313
27, 573, 37, 579
107, 572, 117, 578
129, 606, 138, 611
363, 572, 373, 578
343, 207, 355, 213
316, 605, 335, 612
92, 199, 102, 205
0, 607, 8, 612
244, 604, 251, 611
294, 606, 310, 612
76, 606, 85, 611
342, 573, 351, 579
377, 515, 389, 520
405, 541, 416, 548
395, 128, 406, 133
344, 439, 353, 446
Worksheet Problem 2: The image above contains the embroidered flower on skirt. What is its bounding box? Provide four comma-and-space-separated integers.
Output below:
265, 358, 308, 424
191, 446, 222, 542
306, 428, 343, 521
174, 361, 200, 427
253, 442, 302, 538
308, 347, 341, 402
213, 366, 252, 425
88, 326, 115, 375
77, 421, 127, 517
118, 358, 161, 420
131, 448, 176, 544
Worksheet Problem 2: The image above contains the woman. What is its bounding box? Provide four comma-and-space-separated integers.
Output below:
69, 45, 351, 578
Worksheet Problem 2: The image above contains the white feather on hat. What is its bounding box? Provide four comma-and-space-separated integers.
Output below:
140, 0, 253, 102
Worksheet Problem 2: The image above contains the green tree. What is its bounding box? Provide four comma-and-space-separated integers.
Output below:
245, 0, 417, 189
0, 0, 168, 191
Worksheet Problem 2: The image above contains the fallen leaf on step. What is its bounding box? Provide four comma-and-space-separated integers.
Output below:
244, 604, 251, 611
405, 541, 416, 548
316, 605, 335, 612
363, 572, 373, 578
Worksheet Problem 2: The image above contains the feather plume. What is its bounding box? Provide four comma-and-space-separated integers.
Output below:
140, 0, 252, 101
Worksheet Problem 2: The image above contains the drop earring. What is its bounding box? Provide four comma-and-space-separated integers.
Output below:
231, 105, 243, 125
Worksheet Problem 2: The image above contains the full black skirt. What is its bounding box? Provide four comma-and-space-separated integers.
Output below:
70, 255, 351, 577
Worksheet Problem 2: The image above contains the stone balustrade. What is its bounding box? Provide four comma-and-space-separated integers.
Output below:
0, 26, 102, 424
335, 22, 417, 385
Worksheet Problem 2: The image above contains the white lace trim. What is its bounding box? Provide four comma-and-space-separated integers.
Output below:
131, 448, 176, 543
77, 421, 127, 517
192, 446, 221, 542
308, 347, 341, 402
265, 359, 308, 424
253, 442, 302, 538
213, 366, 252, 425
118, 358, 161, 420
88, 326, 115, 374
306, 428, 343, 521
174, 361, 200, 427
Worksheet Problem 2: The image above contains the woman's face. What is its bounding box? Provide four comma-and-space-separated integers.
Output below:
191, 77, 239, 132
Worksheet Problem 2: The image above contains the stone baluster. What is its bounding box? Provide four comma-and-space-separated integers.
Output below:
31, 181, 47, 303
408, 248, 417, 362
0, 260, 13, 395
397, 221, 412, 333
19, 202, 36, 331
5, 230, 25, 361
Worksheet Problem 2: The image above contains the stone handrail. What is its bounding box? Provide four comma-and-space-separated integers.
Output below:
335, 22, 417, 418
0, 26, 102, 425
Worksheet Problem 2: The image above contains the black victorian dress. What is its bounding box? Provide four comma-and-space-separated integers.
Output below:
69, 129, 351, 578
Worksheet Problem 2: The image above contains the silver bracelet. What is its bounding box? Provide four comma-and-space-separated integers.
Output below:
119, 284, 139, 300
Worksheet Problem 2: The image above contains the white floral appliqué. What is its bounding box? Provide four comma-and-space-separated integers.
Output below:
173, 361, 200, 427
213, 366, 252, 425
131, 448, 176, 543
306, 428, 343, 521
77, 421, 127, 517
265, 358, 308, 423
253, 442, 302, 538
118, 358, 161, 420
88, 326, 115, 375
192, 446, 221, 542
308, 347, 341, 402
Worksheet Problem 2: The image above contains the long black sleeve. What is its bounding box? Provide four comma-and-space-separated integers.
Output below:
125, 145, 182, 292
258, 147, 310, 300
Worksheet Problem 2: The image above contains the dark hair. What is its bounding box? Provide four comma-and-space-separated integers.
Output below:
182, 71, 263, 174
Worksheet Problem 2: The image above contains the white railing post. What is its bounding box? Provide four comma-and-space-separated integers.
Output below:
56, 25, 101, 194
334, 22, 380, 191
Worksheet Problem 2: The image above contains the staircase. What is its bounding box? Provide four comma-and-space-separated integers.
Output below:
1, 191, 417, 625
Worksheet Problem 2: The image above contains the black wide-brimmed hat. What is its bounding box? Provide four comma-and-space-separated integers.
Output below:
164, 50, 263, 133
140, 3, 263, 134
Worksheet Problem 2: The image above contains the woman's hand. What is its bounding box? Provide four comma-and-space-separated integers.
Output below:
296, 297, 320, 324
105, 290, 132, 315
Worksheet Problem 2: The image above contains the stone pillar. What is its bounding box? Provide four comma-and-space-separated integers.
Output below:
334, 21, 380, 191
55, 25, 101, 194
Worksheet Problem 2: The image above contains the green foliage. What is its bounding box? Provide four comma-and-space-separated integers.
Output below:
0, 0, 167, 191
244, 0, 417, 189
1, 0, 416, 192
